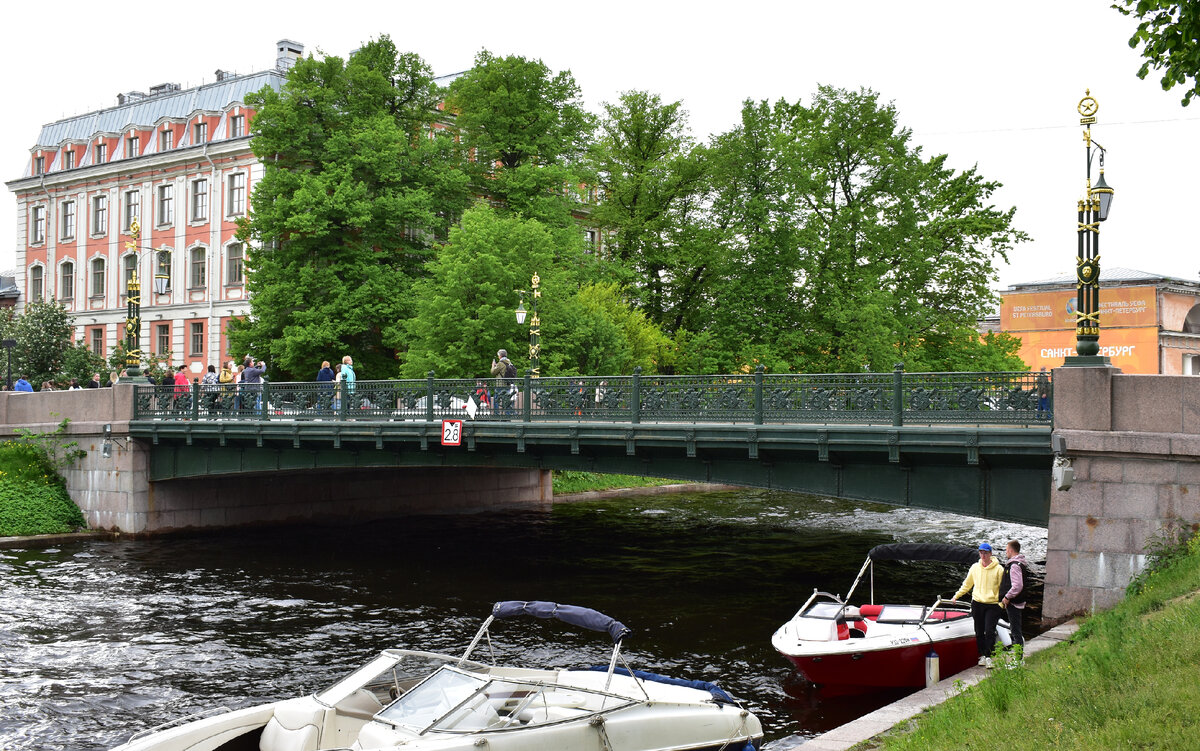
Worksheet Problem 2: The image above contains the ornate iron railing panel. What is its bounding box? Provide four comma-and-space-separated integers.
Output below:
760, 373, 896, 423
130, 369, 1050, 426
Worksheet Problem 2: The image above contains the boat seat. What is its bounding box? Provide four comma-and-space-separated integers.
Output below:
259, 698, 325, 751
518, 705, 587, 725
335, 688, 384, 720
858, 604, 884, 620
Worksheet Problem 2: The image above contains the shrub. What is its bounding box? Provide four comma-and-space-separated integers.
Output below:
0, 480, 85, 536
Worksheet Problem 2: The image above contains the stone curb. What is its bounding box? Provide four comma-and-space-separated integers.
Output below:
0, 530, 120, 549
796, 620, 1079, 749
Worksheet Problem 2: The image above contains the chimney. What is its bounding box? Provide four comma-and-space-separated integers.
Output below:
117, 91, 146, 106
276, 39, 304, 72
215, 69, 231, 82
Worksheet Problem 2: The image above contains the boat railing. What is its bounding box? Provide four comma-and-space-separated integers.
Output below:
126, 705, 233, 743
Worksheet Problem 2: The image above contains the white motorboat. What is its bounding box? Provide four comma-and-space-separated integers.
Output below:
111, 600, 763, 751
772, 543, 1012, 689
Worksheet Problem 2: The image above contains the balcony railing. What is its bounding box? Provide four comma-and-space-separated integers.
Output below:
131, 366, 1051, 427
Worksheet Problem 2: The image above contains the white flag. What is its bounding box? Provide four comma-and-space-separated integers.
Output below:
465, 396, 479, 419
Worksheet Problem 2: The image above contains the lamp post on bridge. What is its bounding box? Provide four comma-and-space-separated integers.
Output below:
122, 218, 171, 378
1065, 89, 1116, 367
515, 272, 541, 378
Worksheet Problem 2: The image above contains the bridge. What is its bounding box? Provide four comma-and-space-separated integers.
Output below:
123, 366, 1053, 526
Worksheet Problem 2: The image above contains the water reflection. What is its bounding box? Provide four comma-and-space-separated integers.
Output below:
0, 489, 1046, 750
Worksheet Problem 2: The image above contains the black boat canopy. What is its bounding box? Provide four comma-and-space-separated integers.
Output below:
868, 543, 979, 565
492, 600, 632, 643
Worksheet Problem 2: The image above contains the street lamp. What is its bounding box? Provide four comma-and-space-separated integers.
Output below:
1, 338, 15, 390
515, 272, 541, 378
121, 218, 171, 377
1069, 89, 1115, 363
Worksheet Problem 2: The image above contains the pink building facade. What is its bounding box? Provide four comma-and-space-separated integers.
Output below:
5, 41, 303, 378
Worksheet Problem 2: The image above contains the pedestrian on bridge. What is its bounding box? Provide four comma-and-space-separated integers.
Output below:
951, 542, 1004, 669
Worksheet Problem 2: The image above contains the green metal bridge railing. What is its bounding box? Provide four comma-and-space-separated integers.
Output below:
131, 365, 1051, 427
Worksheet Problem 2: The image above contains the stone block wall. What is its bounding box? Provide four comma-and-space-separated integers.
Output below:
1046, 367, 1200, 619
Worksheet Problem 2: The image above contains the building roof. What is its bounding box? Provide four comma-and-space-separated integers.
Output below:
26, 70, 287, 166
0, 269, 19, 300
1006, 266, 1200, 291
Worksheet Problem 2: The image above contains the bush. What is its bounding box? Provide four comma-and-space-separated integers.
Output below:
0, 479, 85, 536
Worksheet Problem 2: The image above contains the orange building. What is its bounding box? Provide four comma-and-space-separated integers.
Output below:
5, 41, 305, 377
1000, 267, 1200, 375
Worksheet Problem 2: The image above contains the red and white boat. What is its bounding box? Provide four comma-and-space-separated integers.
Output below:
771, 543, 1012, 689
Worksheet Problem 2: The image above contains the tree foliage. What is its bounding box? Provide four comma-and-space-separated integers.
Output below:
232, 36, 472, 380
13, 299, 75, 386
1114, 0, 1200, 106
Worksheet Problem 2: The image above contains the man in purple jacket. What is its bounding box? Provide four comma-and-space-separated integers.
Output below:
1000, 539, 1029, 664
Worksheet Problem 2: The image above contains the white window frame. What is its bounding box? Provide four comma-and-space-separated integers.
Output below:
226, 242, 244, 285
31, 205, 46, 244
193, 121, 207, 144
156, 323, 171, 355
30, 265, 44, 301
227, 172, 246, 216
127, 135, 139, 158
189, 322, 204, 356
90, 328, 104, 356
230, 114, 245, 138
34, 156, 45, 175
191, 178, 208, 221
60, 260, 74, 300
60, 200, 76, 240
157, 184, 174, 226
124, 190, 140, 230
159, 129, 173, 150
92, 194, 108, 236
90, 257, 106, 298
190, 247, 207, 288
95, 142, 107, 164
64, 149, 76, 170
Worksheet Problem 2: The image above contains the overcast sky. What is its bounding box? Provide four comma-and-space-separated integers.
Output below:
3, 0, 1197, 296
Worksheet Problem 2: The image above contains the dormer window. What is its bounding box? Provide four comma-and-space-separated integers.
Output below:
64, 149, 76, 170
127, 135, 140, 157
159, 129, 173, 150
193, 122, 207, 143
95, 142, 107, 164
230, 114, 245, 138
34, 156, 44, 175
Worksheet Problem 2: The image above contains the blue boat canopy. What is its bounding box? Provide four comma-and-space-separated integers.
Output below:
492, 601, 631, 643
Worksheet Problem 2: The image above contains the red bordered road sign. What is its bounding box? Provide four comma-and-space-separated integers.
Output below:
441, 419, 463, 446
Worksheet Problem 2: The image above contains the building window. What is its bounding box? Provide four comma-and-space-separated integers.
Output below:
90, 328, 104, 356
226, 243, 244, 285
92, 195, 108, 235
156, 250, 172, 291
124, 190, 140, 230
31, 206, 46, 244
190, 247, 207, 288
60, 261, 74, 300
30, 266, 43, 301
193, 122, 207, 143
60, 201, 76, 240
90, 258, 106, 298
123, 254, 137, 292
227, 173, 246, 216
190, 322, 204, 356
159, 129, 173, 150
127, 135, 139, 157
191, 179, 208, 221
95, 142, 107, 164
157, 185, 174, 226
156, 324, 170, 355
34, 156, 45, 175
583, 229, 597, 253
64, 150, 76, 170
230, 114, 245, 138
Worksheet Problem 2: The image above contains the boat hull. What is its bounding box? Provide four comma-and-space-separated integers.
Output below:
781, 633, 979, 688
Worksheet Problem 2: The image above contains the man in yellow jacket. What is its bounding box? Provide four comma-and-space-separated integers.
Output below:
951, 542, 1005, 668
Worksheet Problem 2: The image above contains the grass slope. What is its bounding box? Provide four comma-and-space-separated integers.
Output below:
0, 441, 86, 536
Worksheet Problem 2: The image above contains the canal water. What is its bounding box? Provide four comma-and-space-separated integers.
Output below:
0, 489, 1046, 750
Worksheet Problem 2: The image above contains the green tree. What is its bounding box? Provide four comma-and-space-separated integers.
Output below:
589, 91, 713, 331
1114, 0, 1200, 106
231, 36, 472, 380
446, 50, 595, 228
401, 205, 668, 378
60, 341, 107, 387
702, 87, 1026, 373
14, 299, 75, 386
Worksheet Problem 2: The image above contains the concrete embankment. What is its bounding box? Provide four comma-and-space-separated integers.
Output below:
796, 621, 1079, 750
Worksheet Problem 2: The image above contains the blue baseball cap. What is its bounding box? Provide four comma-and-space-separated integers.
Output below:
978, 543, 993, 553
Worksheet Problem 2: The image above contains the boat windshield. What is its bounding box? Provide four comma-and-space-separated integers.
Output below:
378, 667, 489, 732
802, 601, 847, 619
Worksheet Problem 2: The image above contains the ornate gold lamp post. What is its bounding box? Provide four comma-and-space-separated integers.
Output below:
122, 218, 172, 377
1066, 90, 1115, 365
515, 272, 541, 378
